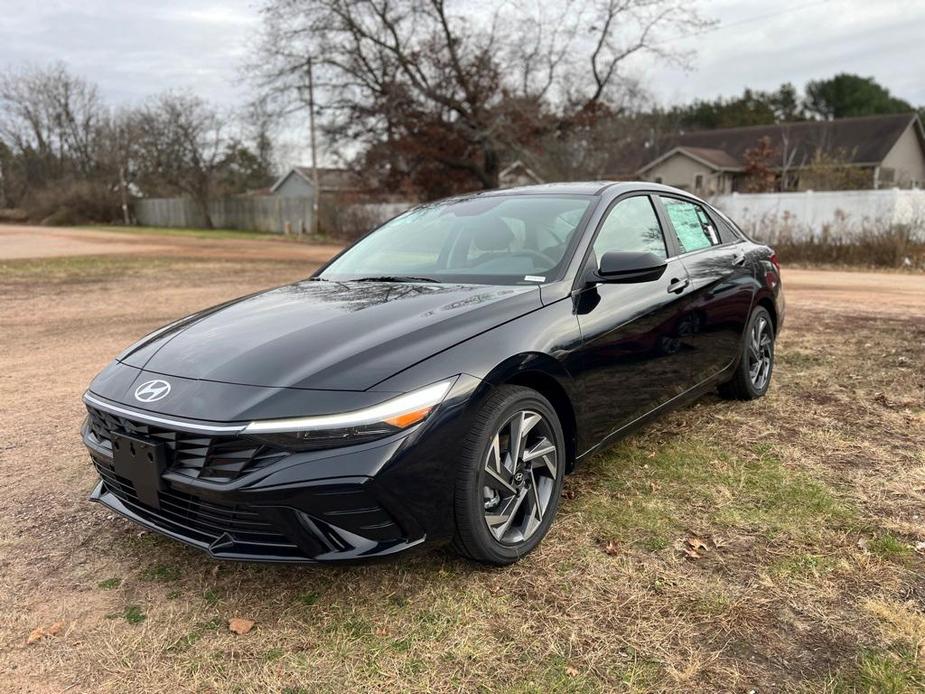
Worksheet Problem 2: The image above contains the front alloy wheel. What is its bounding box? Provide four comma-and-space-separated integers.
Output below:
482, 410, 558, 545
453, 386, 565, 565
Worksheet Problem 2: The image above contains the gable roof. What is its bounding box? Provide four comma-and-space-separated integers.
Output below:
637, 145, 744, 174
270, 166, 363, 193
499, 159, 544, 184
639, 113, 921, 174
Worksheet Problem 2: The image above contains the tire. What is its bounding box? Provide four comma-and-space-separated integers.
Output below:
452, 385, 566, 565
719, 306, 775, 401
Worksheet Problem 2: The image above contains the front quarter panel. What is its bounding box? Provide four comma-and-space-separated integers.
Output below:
371, 296, 583, 397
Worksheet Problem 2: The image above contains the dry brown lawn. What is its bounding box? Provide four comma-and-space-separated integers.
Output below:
0, 232, 923, 693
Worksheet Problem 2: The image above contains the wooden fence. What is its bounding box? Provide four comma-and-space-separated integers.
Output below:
133, 196, 314, 234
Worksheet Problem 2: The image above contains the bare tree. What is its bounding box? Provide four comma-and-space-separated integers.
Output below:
0, 62, 107, 194
132, 92, 236, 228
251, 0, 709, 194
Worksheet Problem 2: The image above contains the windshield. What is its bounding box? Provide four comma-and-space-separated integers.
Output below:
318, 194, 593, 285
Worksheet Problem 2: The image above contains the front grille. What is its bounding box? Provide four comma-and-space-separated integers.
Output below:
86, 406, 286, 482
92, 456, 304, 557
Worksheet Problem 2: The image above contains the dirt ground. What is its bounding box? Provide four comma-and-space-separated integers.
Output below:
0, 227, 923, 692
0, 224, 340, 262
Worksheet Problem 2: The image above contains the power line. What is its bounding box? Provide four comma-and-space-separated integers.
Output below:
670, 0, 834, 42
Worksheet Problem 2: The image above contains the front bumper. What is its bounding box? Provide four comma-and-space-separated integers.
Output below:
89, 479, 423, 563
82, 377, 483, 562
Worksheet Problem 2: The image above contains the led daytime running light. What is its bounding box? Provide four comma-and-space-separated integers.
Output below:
241, 379, 454, 435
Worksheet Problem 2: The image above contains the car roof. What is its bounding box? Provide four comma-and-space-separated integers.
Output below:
415, 181, 706, 210
479, 180, 700, 200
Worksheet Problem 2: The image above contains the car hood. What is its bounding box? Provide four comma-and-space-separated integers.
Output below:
119, 279, 540, 391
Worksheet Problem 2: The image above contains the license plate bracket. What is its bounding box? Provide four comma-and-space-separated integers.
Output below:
111, 432, 167, 509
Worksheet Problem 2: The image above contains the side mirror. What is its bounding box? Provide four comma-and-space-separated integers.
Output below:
596, 251, 667, 284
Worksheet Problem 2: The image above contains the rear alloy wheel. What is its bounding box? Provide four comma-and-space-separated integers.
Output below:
719, 306, 775, 400
746, 313, 774, 392
453, 386, 565, 564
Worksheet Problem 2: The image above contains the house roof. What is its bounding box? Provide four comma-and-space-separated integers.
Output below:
499, 160, 544, 184
637, 146, 744, 174
270, 166, 363, 193
638, 113, 921, 174
680, 146, 742, 169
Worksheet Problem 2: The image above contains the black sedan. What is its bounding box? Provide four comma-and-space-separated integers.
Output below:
81, 182, 783, 565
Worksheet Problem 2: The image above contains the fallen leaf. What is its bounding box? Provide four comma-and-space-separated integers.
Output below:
687, 537, 708, 552
915, 541, 925, 555
565, 666, 579, 677
601, 540, 620, 556
228, 618, 255, 635
857, 537, 869, 551
374, 626, 389, 637
682, 548, 701, 560
561, 488, 576, 500
26, 622, 65, 645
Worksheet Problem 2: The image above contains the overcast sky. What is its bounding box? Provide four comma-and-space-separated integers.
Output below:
1, 0, 922, 161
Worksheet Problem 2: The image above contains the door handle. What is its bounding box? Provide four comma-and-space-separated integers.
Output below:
667, 277, 690, 294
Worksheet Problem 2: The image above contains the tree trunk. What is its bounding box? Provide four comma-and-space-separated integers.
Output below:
195, 196, 214, 229
482, 141, 499, 190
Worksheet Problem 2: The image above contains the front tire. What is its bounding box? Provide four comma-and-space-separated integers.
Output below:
719, 306, 775, 401
452, 386, 565, 565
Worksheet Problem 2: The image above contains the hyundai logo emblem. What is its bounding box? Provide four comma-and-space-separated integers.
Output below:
134, 379, 172, 403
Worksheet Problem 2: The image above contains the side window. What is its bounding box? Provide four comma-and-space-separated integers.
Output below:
710, 206, 747, 243
593, 196, 667, 260
659, 196, 720, 253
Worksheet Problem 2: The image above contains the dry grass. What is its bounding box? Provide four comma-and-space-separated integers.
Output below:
0, 254, 923, 693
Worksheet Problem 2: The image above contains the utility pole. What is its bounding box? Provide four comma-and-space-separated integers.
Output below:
308, 57, 320, 236
112, 106, 131, 225
119, 163, 131, 225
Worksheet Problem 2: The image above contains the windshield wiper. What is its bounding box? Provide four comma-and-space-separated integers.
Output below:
352, 275, 440, 283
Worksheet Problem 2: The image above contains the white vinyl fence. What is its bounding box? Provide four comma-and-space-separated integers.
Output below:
712, 189, 925, 241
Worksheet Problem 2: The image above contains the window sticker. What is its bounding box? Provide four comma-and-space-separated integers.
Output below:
663, 199, 713, 253
524, 275, 546, 282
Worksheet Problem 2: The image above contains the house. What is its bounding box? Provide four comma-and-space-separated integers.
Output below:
270, 166, 365, 198
637, 113, 925, 195
499, 160, 544, 188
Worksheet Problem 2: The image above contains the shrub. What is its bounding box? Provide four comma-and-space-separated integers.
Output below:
0, 207, 28, 223
772, 224, 925, 269
22, 179, 122, 225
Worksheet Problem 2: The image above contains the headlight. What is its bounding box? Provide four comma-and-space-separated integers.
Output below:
241, 378, 456, 451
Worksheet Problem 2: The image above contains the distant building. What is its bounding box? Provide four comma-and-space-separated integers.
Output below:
637, 113, 925, 195
499, 160, 544, 188
270, 166, 364, 198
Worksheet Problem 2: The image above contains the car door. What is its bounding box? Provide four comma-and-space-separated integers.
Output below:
569, 194, 695, 449
656, 195, 754, 386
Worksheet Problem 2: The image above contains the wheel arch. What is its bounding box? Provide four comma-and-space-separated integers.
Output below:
482, 354, 579, 473
755, 294, 778, 334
